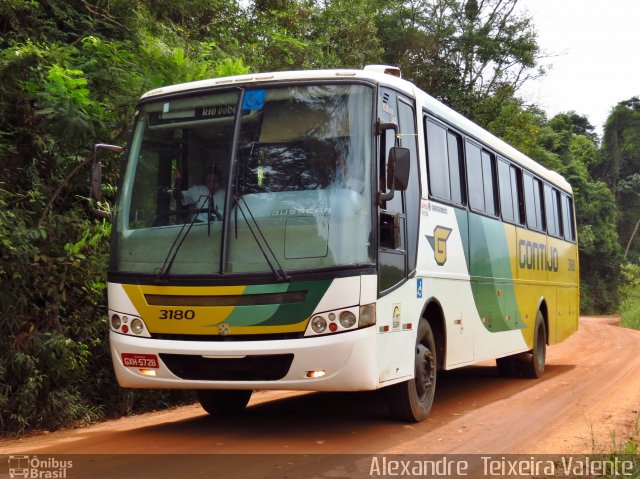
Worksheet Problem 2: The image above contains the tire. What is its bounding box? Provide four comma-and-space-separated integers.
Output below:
520, 311, 547, 379
197, 389, 252, 415
386, 319, 437, 422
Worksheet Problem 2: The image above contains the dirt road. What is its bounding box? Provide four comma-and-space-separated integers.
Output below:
2, 317, 639, 477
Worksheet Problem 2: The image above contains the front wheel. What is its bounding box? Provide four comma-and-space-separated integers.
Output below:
386, 319, 437, 422
197, 389, 252, 415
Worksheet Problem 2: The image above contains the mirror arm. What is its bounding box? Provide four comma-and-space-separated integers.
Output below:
376, 120, 400, 205
376, 121, 398, 135
378, 188, 395, 204
378, 162, 396, 204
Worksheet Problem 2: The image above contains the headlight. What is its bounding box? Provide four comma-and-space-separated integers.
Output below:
311, 315, 327, 333
339, 311, 357, 328
130, 318, 145, 335
111, 314, 121, 330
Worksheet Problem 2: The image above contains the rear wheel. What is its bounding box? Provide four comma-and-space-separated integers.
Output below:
197, 389, 252, 415
386, 319, 437, 422
520, 311, 547, 379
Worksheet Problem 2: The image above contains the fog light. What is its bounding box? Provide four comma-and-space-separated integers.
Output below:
339, 311, 357, 328
311, 315, 327, 333
122, 324, 129, 334
306, 370, 326, 379
111, 314, 121, 330
329, 322, 338, 332
139, 369, 157, 377
130, 318, 144, 335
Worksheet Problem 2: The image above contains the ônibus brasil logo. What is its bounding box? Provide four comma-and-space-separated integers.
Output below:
8, 455, 73, 478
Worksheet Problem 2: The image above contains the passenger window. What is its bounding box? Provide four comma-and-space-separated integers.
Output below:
534, 178, 544, 231
498, 159, 514, 222
426, 119, 450, 201
510, 166, 523, 224
524, 174, 545, 232
465, 141, 484, 211
447, 132, 465, 206
544, 184, 559, 237
524, 173, 537, 230
481, 151, 497, 216
562, 195, 575, 241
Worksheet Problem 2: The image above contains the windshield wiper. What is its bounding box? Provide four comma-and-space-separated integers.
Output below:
155, 212, 200, 282
234, 195, 290, 282
155, 197, 217, 281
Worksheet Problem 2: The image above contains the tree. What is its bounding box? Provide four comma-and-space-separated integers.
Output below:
599, 98, 640, 263
0, 1, 248, 435
312, 0, 383, 68
375, 0, 543, 121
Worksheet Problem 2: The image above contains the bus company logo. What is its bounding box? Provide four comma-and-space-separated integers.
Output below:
426, 226, 453, 266
218, 322, 230, 336
518, 239, 560, 272
8, 455, 73, 478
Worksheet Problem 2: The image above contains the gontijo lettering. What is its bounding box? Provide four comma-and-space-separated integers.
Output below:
518, 239, 559, 272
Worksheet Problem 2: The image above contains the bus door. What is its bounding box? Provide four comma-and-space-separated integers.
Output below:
376, 87, 420, 383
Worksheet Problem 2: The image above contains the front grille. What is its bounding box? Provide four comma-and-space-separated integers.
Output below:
151, 332, 304, 341
145, 291, 307, 307
159, 353, 294, 381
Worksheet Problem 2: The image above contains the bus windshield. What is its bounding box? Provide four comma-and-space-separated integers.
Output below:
111, 83, 374, 276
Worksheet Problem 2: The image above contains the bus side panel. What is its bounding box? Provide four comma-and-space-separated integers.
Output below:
375, 281, 422, 384
549, 235, 579, 343
467, 212, 529, 360
417, 203, 476, 367
515, 227, 552, 349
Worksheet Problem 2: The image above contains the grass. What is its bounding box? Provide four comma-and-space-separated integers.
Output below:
609, 415, 639, 455
620, 299, 640, 330
604, 296, 640, 476
605, 415, 640, 479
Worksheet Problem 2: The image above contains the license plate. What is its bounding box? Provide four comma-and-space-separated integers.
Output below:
121, 353, 159, 368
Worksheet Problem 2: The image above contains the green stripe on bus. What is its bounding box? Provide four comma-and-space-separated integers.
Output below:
223, 279, 332, 326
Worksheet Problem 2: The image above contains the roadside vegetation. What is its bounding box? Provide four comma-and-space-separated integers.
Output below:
605, 414, 640, 479
619, 263, 640, 330
1, 0, 639, 436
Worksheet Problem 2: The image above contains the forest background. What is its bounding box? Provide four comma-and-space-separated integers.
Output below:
1, 0, 639, 436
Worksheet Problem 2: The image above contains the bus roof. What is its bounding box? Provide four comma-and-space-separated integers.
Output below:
140, 68, 571, 194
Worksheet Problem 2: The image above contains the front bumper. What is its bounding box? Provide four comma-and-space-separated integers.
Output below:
110, 326, 379, 391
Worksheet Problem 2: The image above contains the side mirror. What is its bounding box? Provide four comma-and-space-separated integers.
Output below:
89, 143, 123, 219
387, 147, 410, 191
379, 146, 411, 204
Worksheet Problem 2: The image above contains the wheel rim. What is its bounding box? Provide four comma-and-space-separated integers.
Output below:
415, 343, 435, 400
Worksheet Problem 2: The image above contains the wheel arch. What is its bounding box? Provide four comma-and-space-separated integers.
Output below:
537, 297, 549, 345
420, 297, 447, 370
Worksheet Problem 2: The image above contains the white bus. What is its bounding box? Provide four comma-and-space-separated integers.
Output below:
93, 65, 579, 421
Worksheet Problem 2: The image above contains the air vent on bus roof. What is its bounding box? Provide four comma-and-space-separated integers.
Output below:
364, 65, 402, 78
